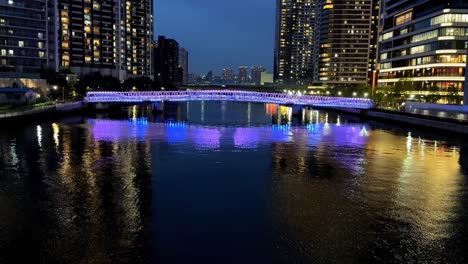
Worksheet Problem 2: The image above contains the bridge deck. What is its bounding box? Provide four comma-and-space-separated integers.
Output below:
86, 90, 374, 109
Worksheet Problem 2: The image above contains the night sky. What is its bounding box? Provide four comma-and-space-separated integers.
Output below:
154, 0, 275, 76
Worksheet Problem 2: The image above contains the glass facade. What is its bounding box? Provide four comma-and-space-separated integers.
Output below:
378, 0, 468, 92
0, 0, 48, 73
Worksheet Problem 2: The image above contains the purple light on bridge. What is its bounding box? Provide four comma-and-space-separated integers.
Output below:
85, 90, 374, 109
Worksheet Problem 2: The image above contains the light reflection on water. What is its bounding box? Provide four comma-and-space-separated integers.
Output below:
0, 101, 467, 263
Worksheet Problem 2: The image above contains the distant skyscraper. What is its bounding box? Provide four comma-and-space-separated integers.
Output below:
274, 0, 316, 84
238, 66, 249, 83
378, 0, 468, 93
314, 0, 379, 87
0, 1, 48, 74
154, 36, 180, 84
178, 47, 189, 85
251, 66, 265, 85
203, 70, 213, 82
222, 68, 234, 82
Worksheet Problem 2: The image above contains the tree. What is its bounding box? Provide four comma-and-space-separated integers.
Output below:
75, 73, 122, 96
122, 77, 155, 91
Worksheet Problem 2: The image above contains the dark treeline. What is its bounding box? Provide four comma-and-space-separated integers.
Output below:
40, 68, 177, 100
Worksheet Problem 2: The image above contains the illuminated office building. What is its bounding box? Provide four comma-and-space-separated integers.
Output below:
274, 0, 316, 84
378, 0, 468, 92
314, 0, 379, 87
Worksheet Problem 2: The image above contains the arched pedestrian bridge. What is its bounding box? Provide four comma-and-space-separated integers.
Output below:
86, 90, 374, 109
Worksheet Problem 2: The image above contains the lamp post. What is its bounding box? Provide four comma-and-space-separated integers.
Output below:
52, 85, 59, 101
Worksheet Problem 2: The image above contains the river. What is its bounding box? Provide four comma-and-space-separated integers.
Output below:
0, 101, 467, 263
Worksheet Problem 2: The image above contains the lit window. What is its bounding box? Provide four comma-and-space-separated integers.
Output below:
18, 41, 24, 47
8, 50, 14, 56
395, 10, 412, 26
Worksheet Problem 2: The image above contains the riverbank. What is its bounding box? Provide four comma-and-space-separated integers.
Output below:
0, 101, 86, 124
322, 107, 468, 135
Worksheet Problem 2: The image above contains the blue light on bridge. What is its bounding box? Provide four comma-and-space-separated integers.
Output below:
85, 90, 374, 109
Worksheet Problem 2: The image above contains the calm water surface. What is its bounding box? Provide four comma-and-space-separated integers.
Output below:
0, 101, 467, 263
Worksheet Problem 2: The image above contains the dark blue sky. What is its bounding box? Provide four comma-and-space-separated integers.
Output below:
154, 0, 275, 75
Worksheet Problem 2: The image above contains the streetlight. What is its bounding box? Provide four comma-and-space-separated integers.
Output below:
352, 92, 357, 97
338, 91, 342, 96
364, 93, 369, 98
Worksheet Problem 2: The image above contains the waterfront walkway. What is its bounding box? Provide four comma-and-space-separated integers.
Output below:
0, 101, 85, 122
85, 90, 374, 109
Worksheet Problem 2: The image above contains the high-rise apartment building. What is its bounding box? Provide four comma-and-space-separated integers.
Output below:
1, 0, 153, 80
378, 0, 468, 92
0, 0, 49, 73
274, 0, 316, 84
251, 66, 265, 85
57, 0, 122, 78
154, 36, 180, 84
124, 0, 153, 78
178, 47, 188, 85
56, 0, 153, 80
314, 0, 379, 87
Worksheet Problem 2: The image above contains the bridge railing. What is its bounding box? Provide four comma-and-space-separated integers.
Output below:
85, 90, 374, 109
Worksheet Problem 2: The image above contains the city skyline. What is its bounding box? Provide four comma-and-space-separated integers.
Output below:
154, 0, 275, 75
